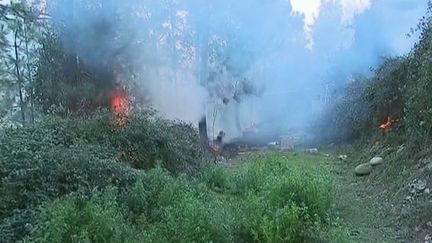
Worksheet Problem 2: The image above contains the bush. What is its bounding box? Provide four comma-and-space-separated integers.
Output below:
199, 164, 233, 192
0, 111, 206, 242
0, 109, 345, 242
0, 144, 137, 243
318, 3, 432, 145
28, 168, 235, 243
26, 189, 135, 243
231, 154, 333, 242
364, 57, 408, 126
27, 154, 342, 243
405, 16, 432, 141
316, 77, 373, 143
112, 115, 205, 173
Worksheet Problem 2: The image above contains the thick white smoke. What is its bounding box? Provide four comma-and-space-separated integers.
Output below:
49, 0, 427, 142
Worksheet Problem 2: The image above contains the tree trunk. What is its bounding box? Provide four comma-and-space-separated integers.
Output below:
198, 116, 208, 146
24, 21, 35, 124
198, 15, 209, 146
14, 30, 26, 126
212, 107, 218, 140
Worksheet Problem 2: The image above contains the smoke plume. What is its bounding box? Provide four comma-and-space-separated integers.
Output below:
48, 0, 427, 141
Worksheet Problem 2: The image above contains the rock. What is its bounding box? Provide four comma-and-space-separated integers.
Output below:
268, 141, 278, 146
355, 163, 373, 176
306, 148, 319, 154
338, 154, 348, 161
425, 234, 432, 243
215, 156, 227, 164
397, 145, 405, 154
369, 156, 384, 166
413, 179, 427, 192
425, 188, 430, 194
427, 221, 432, 228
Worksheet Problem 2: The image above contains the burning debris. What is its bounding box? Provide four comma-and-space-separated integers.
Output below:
379, 117, 395, 130
206, 131, 226, 161
109, 84, 129, 126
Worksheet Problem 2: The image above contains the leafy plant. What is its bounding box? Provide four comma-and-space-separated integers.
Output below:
25, 153, 344, 243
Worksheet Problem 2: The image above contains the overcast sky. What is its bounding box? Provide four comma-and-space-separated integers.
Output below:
289, 0, 426, 52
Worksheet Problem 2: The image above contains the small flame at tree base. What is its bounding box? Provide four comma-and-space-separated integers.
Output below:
110, 89, 129, 127
379, 116, 394, 130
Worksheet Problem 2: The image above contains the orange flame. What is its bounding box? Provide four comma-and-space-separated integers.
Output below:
110, 90, 129, 126
379, 117, 394, 129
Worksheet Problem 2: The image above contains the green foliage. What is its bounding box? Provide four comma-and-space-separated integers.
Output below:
0, 1, 41, 126
320, 1, 432, 145
364, 57, 408, 124
199, 164, 233, 192
231, 154, 334, 242
404, 4, 432, 141
318, 78, 373, 143
34, 30, 112, 116
113, 115, 204, 173
23, 153, 344, 243
26, 189, 134, 243
0, 111, 205, 242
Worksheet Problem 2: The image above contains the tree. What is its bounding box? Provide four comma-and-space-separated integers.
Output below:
0, 1, 41, 126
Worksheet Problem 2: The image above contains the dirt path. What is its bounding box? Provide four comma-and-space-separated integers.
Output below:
326, 156, 403, 243
226, 151, 406, 242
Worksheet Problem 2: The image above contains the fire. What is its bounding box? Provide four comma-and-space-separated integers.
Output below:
110, 89, 129, 126
379, 117, 394, 130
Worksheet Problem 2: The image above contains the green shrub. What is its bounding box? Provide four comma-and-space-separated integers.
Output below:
112, 115, 205, 173
405, 18, 432, 141
364, 57, 408, 127
27, 189, 136, 243
0, 145, 136, 243
0, 111, 206, 242
231, 154, 333, 243
317, 77, 373, 143
318, 3, 432, 144
26, 154, 344, 243
199, 164, 233, 192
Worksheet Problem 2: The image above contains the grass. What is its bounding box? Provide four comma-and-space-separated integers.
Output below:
332, 141, 432, 242
25, 153, 352, 243
0, 114, 352, 242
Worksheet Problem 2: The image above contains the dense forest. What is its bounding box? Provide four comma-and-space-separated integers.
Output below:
1, 0, 432, 242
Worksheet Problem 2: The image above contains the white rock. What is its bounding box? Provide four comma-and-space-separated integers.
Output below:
338, 155, 348, 161
306, 148, 319, 154
369, 156, 384, 166
425, 188, 430, 194
397, 145, 405, 154
414, 180, 427, 192
355, 163, 373, 176
425, 234, 432, 243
